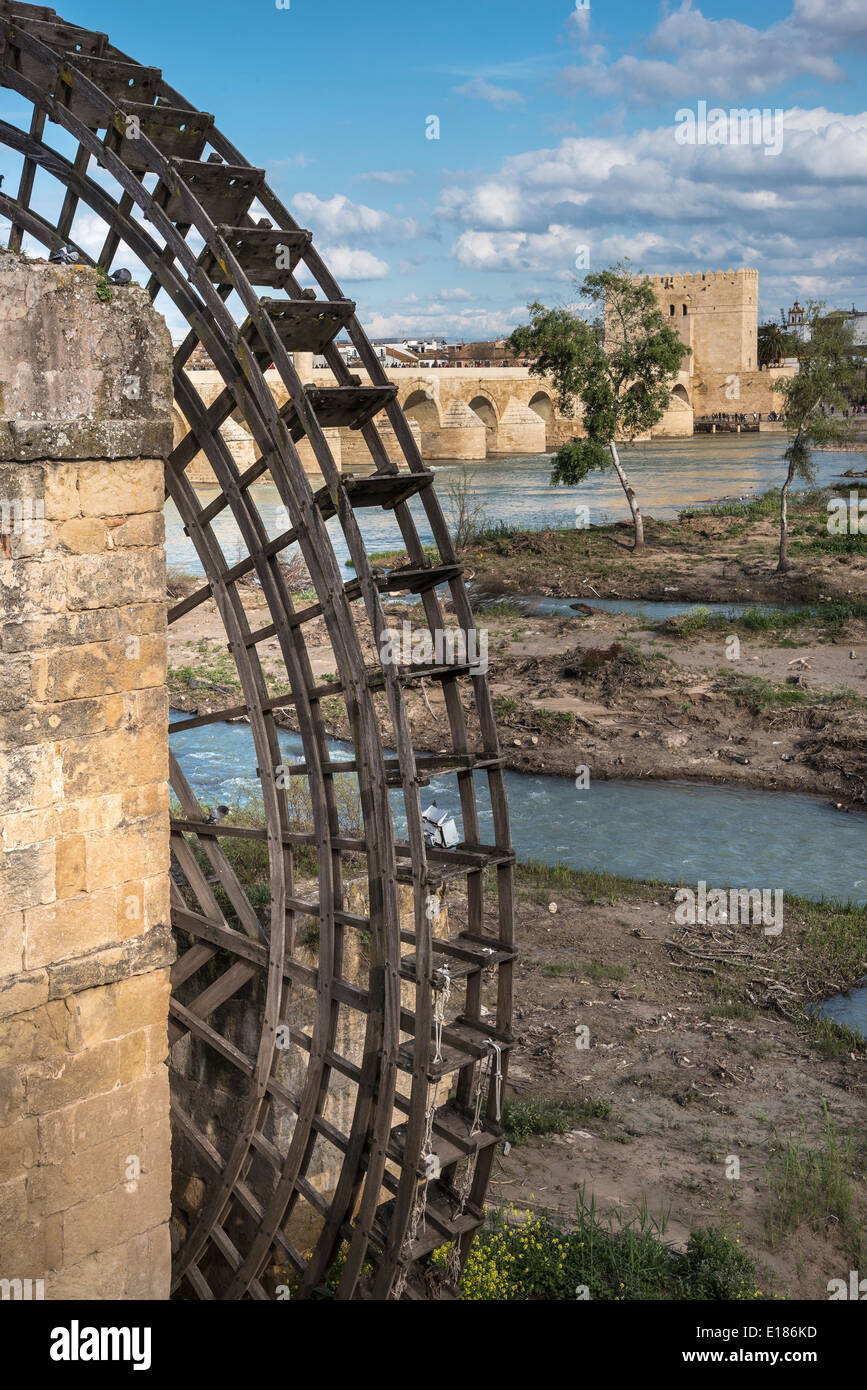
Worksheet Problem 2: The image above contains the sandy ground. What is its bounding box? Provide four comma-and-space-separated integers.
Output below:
454, 873, 866, 1301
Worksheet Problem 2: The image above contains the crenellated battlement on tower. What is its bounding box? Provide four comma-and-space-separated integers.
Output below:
635, 267, 760, 374
636, 268, 759, 287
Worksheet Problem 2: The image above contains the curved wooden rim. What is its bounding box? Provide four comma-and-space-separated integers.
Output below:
0, 1, 515, 1300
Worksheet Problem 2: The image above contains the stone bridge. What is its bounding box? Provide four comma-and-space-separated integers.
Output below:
181, 360, 694, 481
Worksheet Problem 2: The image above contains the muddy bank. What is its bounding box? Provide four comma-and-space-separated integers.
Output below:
166, 492, 867, 804
476, 626, 867, 806
167, 590, 867, 807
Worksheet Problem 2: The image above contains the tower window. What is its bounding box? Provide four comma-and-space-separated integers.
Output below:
682, 304, 688, 316
669, 304, 675, 316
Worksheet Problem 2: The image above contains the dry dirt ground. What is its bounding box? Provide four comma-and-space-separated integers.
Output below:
457, 871, 867, 1302
465, 498, 867, 606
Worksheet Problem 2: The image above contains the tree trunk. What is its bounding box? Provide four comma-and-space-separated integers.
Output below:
609, 439, 645, 551
777, 460, 796, 573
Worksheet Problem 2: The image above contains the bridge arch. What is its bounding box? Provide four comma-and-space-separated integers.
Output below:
671, 383, 690, 408
401, 387, 442, 431
528, 389, 556, 448
468, 392, 499, 452
0, 2, 513, 1302
528, 390, 554, 422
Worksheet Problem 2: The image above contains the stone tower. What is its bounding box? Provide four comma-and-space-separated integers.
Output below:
644, 268, 759, 375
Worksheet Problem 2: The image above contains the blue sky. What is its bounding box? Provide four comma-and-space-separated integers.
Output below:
3, 0, 866, 338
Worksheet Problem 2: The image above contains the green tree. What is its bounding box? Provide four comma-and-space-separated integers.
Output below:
509, 265, 688, 552
758, 321, 794, 368
775, 305, 861, 573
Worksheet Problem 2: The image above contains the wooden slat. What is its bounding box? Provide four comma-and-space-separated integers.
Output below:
244, 298, 356, 356
110, 102, 213, 171
202, 225, 312, 287
314, 470, 433, 520
59, 56, 161, 126
279, 384, 396, 439
162, 157, 265, 225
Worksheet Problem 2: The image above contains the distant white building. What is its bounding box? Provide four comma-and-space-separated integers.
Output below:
787, 301, 810, 343
790, 305, 867, 349
841, 310, 867, 347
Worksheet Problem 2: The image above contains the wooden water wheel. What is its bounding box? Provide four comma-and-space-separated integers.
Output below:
0, 3, 515, 1298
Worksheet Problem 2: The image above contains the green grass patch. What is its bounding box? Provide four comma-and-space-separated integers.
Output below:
169, 638, 243, 692
345, 545, 438, 570
764, 1107, 861, 1256
502, 1096, 612, 1145
436, 1196, 766, 1300
678, 486, 831, 523
531, 708, 577, 738
470, 520, 522, 544
797, 897, 867, 1000
805, 1012, 867, 1057
513, 858, 663, 904
476, 598, 524, 619
719, 670, 864, 712
657, 599, 867, 641
679, 489, 782, 521
799, 530, 867, 555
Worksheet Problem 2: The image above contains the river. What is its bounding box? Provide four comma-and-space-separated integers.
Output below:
169, 714, 866, 910
164, 435, 862, 576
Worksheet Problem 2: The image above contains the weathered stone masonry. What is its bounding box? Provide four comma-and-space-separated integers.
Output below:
0, 252, 174, 1299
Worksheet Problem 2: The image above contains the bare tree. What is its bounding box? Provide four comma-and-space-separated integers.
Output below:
445, 465, 487, 553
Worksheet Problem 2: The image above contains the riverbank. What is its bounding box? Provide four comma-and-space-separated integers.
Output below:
477, 860, 866, 1300
462, 486, 866, 605
168, 488, 867, 806
166, 598, 867, 808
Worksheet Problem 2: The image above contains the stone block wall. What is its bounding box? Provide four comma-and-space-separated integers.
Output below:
0, 251, 174, 1299
691, 366, 792, 418
643, 268, 760, 375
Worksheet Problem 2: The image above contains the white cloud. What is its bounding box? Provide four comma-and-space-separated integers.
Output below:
560, 0, 867, 103
453, 77, 525, 108
437, 107, 867, 311
322, 245, 390, 280
567, 6, 591, 37
270, 154, 314, 173
363, 305, 523, 340
292, 191, 418, 242
438, 287, 472, 300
